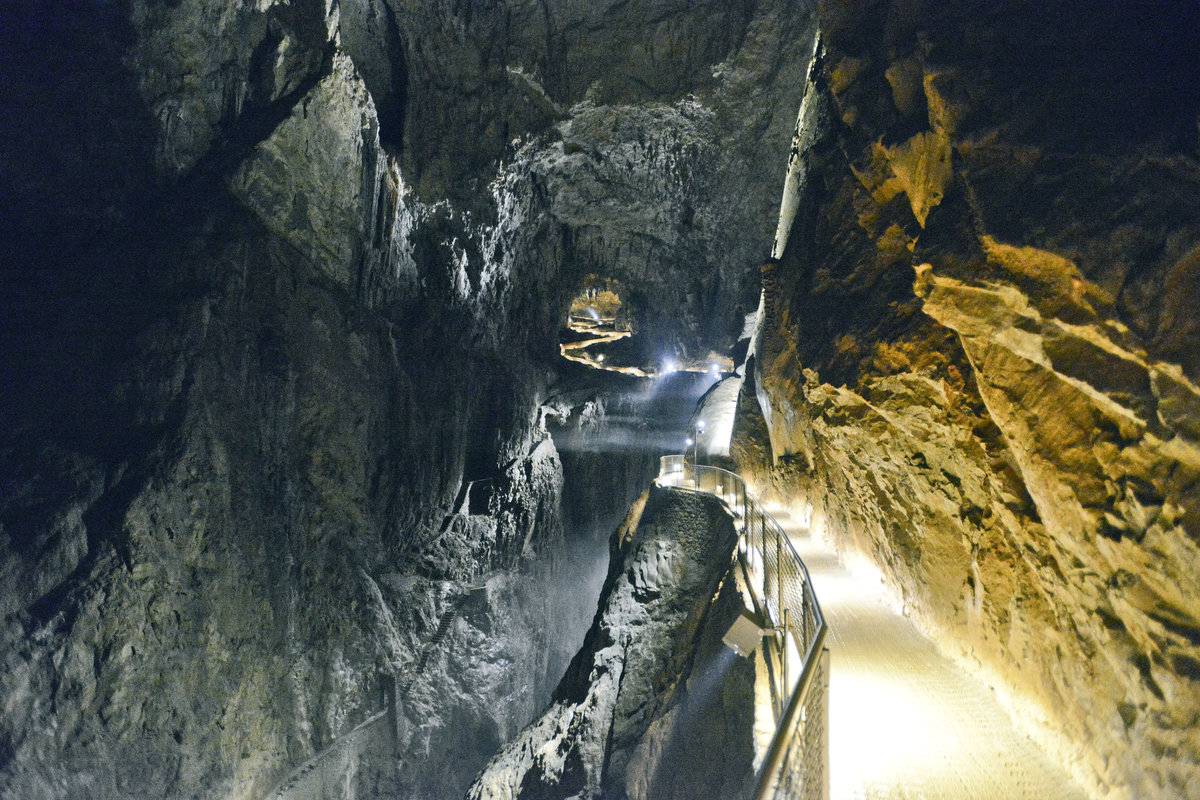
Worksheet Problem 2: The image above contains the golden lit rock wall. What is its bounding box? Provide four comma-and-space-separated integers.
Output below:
744, 3, 1200, 798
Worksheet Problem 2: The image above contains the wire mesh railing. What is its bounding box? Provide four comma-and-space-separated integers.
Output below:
658, 455, 829, 800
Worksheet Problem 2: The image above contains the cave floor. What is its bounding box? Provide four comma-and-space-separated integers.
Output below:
766, 505, 1090, 800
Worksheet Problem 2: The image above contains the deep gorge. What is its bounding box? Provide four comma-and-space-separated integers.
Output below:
2, 2, 1199, 799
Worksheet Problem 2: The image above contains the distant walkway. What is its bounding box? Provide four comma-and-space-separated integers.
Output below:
693, 374, 742, 459
766, 504, 1090, 800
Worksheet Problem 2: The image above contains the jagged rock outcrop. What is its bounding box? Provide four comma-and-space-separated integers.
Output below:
743, 3, 1200, 798
468, 486, 753, 800
0, 2, 817, 798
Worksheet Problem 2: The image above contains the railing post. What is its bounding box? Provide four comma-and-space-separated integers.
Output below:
801, 585, 809, 654
821, 647, 831, 800
761, 511, 769, 625
783, 607, 790, 697
776, 520, 784, 631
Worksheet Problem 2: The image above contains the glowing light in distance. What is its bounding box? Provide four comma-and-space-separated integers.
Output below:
685, 437, 694, 447
588, 308, 600, 321
597, 353, 605, 362
663, 359, 676, 374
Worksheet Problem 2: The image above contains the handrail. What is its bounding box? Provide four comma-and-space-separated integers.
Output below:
262, 710, 390, 799
658, 455, 830, 800
755, 626, 829, 800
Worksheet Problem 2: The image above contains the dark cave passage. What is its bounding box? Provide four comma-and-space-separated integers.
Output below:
2, 2, 1199, 800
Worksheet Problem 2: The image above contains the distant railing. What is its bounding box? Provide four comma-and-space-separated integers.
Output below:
658, 455, 829, 800
262, 709, 392, 800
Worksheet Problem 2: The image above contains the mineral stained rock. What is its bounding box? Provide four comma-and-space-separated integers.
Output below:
742, 3, 1200, 799
468, 486, 753, 800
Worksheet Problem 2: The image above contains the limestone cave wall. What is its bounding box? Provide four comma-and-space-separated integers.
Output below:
0, 1, 817, 798
743, 3, 1200, 798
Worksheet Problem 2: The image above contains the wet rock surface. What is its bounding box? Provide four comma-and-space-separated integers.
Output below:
744, 3, 1200, 798
468, 486, 752, 800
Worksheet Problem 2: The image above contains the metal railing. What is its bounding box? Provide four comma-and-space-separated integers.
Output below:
658, 455, 829, 800
263, 710, 392, 800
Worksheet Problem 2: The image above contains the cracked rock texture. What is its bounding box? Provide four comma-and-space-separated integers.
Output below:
0, 1, 816, 798
468, 486, 753, 800
741, 3, 1200, 799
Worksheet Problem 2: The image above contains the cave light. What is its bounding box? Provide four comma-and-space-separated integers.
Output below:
830, 671, 940, 790
560, 279, 655, 375
723, 612, 768, 658
774, 499, 1085, 800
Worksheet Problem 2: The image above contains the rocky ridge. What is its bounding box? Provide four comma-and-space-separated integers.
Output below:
468, 486, 753, 800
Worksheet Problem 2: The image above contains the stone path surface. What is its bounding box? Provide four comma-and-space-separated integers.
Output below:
765, 504, 1091, 800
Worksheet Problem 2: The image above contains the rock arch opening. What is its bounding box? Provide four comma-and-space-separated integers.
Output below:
559, 275, 735, 378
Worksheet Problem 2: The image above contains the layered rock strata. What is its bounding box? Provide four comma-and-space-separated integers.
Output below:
742, 4, 1200, 798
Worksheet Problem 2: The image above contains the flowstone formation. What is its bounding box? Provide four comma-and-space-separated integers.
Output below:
739, 3, 1200, 798
468, 486, 754, 800
0, 2, 817, 799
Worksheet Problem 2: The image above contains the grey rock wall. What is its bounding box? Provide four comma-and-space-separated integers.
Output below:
0, 1, 816, 798
468, 486, 753, 800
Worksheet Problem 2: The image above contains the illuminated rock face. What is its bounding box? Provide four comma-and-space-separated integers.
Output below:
0, 2, 812, 799
468, 487, 753, 800
10, 1, 1199, 797
742, 3, 1200, 798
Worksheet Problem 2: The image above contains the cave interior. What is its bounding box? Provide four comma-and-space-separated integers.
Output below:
2, 1, 1200, 799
